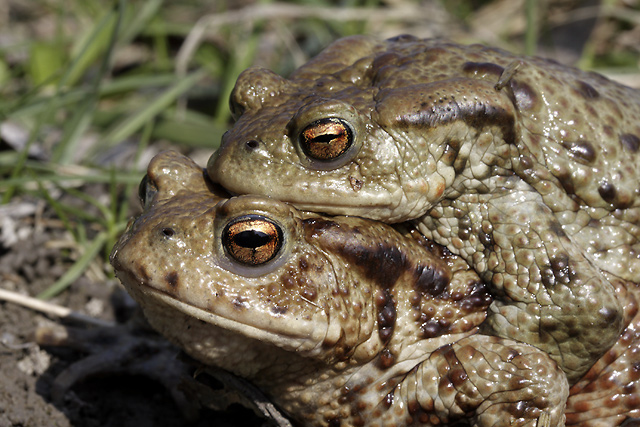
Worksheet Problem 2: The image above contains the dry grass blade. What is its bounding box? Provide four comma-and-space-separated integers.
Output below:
0, 287, 114, 327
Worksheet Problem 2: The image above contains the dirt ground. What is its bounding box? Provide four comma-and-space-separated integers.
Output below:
0, 189, 269, 427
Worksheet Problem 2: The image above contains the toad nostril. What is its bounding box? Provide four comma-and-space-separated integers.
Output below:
161, 228, 175, 237
245, 140, 260, 151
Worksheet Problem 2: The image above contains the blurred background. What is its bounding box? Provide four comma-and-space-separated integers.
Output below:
0, 0, 638, 426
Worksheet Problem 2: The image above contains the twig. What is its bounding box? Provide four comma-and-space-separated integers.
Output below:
0, 287, 115, 327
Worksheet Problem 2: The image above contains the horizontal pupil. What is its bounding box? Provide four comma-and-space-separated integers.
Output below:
234, 230, 272, 248
311, 133, 341, 143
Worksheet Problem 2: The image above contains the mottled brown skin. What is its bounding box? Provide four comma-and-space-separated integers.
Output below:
208, 35, 640, 382
565, 279, 640, 425
112, 151, 574, 427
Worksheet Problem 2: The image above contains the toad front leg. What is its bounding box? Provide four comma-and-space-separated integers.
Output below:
420, 178, 624, 382
374, 335, 569, 427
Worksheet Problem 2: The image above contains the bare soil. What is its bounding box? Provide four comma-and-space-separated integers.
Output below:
0, 193, 266, 427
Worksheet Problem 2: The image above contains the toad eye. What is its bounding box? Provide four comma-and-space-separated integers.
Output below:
222, 215, 283, 266
138, 175, 158, 209
299, 118, 353, 161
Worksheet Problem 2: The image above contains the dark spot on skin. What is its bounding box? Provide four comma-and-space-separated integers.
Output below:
301, 287, 317, 301
457, 227, 470, 240
539, 318, 563, 338
441, 138, 462, 169
519, 155, 534, 171
407, 398, 431, 423
620, 133, 640, 152
348, 243, 405, 288
548, 221, 567, 238
598, 181, 618, 204
161, 227, 175, 237
433, 344, 462, 383
367, 245, 406, 289
459, 216, 472, 230
565, 319, 581, 338
506, 349, 520, 361
378, 348, 395, 369
165, 271, 178, 289
421, 319, 444, 338
447, 367, 469, 387
271, 305, 288, 315
556, 169, 576, 195
137, 264, 151, 283
478, 231, 493, 249
550, 254, 569, 272
327, 417, 341, 427
410, 291, 422, 308
599, 306, 621, 324
567, 140, 597, 164
376, 290, 397, 342
414, 264, 450, 297
438, 375, 454, 397
460, 282, 492, 312
512, 401, 531, 418
509, 79, 538, 112
603, 125, 614, 137
407, 400, 420, 415
550, 253, 572, 285
462, 61, 504, 78
340, 384, 360, 402
575, 80, 600, 99
281, 275, 296, 289
541, 253, 573, 287
299, 258, 308, 271
585, 104, 599, 119
352, 416, 365, 427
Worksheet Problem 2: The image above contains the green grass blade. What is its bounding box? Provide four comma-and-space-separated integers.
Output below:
118, 0, 164, 45
37, 230, 108, 300
28, 41, 66, 87
524, 0, 540, 56
152, 113, 227, 148
99, 68, 208, 149
54, 0, 125, 164
61, 5, 119, 88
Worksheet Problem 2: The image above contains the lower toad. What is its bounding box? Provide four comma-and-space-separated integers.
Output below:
110, 151, 640, 426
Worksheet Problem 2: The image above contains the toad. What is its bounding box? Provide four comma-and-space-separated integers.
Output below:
112, 151, 640, 426
208, 35, 640, 381
112, 151, 570, 426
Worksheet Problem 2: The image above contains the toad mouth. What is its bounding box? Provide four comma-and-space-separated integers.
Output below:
128, 277, 334, 354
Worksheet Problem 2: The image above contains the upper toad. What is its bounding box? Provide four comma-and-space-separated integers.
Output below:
208, 35, 640, 380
